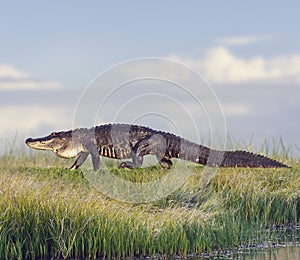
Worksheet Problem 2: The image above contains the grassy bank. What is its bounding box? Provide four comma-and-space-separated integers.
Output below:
0, 151, 299, 259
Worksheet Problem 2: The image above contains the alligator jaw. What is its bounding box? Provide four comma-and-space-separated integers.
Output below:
26, 136, 55, 151
25, 132, 85, 160
25, 132, 68, 153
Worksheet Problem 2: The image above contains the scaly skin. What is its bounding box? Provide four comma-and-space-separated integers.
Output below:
25, 124, 289, 171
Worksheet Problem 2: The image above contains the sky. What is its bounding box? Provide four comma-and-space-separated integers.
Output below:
1, 1, 300, 156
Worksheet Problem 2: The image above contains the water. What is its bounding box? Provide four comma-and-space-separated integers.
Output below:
191, 225, 300, 259
187, 246, 300, 259
244, 246, 300, 260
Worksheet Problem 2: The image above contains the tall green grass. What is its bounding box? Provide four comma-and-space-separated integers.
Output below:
0, 145, 299, 259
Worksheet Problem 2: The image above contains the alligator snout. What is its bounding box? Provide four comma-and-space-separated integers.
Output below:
25, 138, 33, 144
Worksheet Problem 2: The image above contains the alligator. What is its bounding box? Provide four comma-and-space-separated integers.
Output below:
25, 123, 289, 170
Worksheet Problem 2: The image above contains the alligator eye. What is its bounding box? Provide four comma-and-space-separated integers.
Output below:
50, 132, 56, 136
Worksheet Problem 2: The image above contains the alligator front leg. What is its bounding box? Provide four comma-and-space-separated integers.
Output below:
70, 152, 89, 170
85, 141, 100, 171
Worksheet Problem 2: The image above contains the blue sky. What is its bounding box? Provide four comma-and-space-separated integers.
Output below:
1, 1, 300, 156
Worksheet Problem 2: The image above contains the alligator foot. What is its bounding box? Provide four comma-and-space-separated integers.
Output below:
159, 158, 173, 169
119, 161, 135, 169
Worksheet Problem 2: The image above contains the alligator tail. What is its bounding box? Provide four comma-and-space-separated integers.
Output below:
172, 138, 289, 168
218, 150, 289, 168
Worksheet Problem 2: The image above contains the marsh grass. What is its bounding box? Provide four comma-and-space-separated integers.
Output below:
0, 144, 299, 259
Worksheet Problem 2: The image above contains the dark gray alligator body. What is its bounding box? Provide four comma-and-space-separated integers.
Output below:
25, 124, 289, 170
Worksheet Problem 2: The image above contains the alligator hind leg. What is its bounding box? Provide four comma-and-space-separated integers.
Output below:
119, 136, 156, 169
119, 151, 143, 169
120, 135, 167, 169
130, 135, 168, 168
119, 161, 134, 169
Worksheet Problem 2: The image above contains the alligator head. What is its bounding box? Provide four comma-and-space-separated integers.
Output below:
25, 131, 82, 158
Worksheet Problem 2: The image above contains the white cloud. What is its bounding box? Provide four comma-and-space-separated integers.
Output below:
0, 65, 29, 79
113, 49, 300, 86
0, 65, 63, 91
0, 105, 73, 154
216, 35, 270, 46
0, 105, 72, 137
0, 80, 63, 91
169, 47, 300, 84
